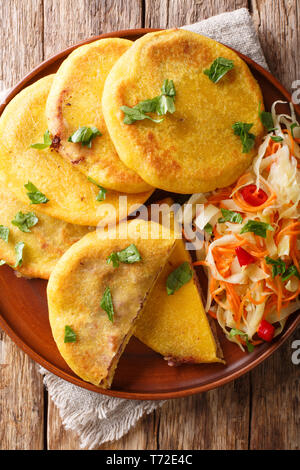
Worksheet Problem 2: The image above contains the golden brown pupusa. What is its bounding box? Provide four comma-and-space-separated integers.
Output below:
0, 182, 93, 279
46, 38, 152, 193
0, 75, 153, 227
47, 219, 176, 388
102, 29, 264, 194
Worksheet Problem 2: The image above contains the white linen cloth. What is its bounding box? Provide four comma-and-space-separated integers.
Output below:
0, 8, 268, 449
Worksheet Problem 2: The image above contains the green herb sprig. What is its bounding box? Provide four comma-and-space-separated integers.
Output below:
166, 261, 193, 295
218, 208, 243, 224
100, 287, 115, 322
204, 57, 234, 83
12, 211, 38, 233
107, 244, 142, 268
30, 130, 52, 149
240, 220, 274, 238
121, 79, 176, 125
24, 181, 49, 204
229, 328, 254, 353
68, 126, 102, 148
64, 325, 77, 343
87, 176, 107, 201
232, 122, 256, 153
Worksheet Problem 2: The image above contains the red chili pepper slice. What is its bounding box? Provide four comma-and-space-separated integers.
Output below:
257, 319, 275, 342
235, 246, 256, 266
240, 184, 268, 207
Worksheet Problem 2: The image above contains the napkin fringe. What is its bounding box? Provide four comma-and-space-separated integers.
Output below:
40, 366, 164, 449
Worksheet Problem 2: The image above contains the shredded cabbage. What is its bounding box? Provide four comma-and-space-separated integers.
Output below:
188, 100, 300, 352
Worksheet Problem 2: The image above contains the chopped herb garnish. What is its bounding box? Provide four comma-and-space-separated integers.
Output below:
218, 208, 243, 224
87, 176, 107, 201
232, 122, 256, 153
12, 211, 38, 233
107, 244, 142, 268
265, 256, 300, 281
204, 223, 213, 235
107, 252, 120, 268
203, 57, 234, 83
100, 287, 115, 322
64, 325, 77, 343
166, 261, 193, 295
229, 328, 254, 353
258, 103, 275, 132
30, 130, 52, 149
282, 265, 300, 281
24, 181, 49, 204
240, 220, 274, 238
12, 242, 25, 268
265, 256, 286, 278
291, 122, 300, 138
68, 126, 102, 148
121, 79, 176, 125
271, 136, 283, 142
0, 225, 9, 242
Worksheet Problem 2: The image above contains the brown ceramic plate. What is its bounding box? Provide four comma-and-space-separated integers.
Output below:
0, 29, 299, 400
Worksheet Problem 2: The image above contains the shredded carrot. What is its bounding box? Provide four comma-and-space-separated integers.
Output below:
189, 121, 300, 350
208, 310, 217, 319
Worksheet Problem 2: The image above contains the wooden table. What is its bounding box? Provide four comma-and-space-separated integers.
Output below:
0, 0, 299, 450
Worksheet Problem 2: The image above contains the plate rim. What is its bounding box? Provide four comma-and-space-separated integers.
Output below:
0, 27, 299, 400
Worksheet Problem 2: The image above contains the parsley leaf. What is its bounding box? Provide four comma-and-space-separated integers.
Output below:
121, 79, 176, 124
240, 220, 274, 238
12, 242, 25, 268
64, 325, 77, 343
107, 244, 142, 268
204, 223, 213, 235
100, 287, 115, 322
204, 57, 234, 83
107, 252, 120, 268
24, 181, 49, 204
218, 208, 243, 224
265, 256, 300, 281
12, 211, 38, 233
271, 136, 283, 142
282, 265, 300, 282
265, 256, 286, 278
161, 79, 176, 97
232, 122, 256, 153
116, 244, 142, 264
0, 225, 9, 242
87, 176, 107, 201
258, 103, 275, 131
291, 122, 300, 138
166, 261, 193, 295
229, 328, 254, 353
30, 130, 52, 149
68, 126, 102, 148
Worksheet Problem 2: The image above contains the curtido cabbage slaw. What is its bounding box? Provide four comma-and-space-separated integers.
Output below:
184, 101, 300, 352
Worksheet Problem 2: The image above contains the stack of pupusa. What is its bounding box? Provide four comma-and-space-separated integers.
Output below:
0, 27, 264, 387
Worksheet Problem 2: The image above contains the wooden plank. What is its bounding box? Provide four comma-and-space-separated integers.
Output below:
0, 0, 44, 87
250, 329, 300, 449
0, 0, 45, 450
43, 0, 146, 449
0, 331, 44, 449
157, 377, 250, 449
47, 399, 158, 450
145, 0, 247, 28
251, 0, 300, 90
43, 0, 143, 58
